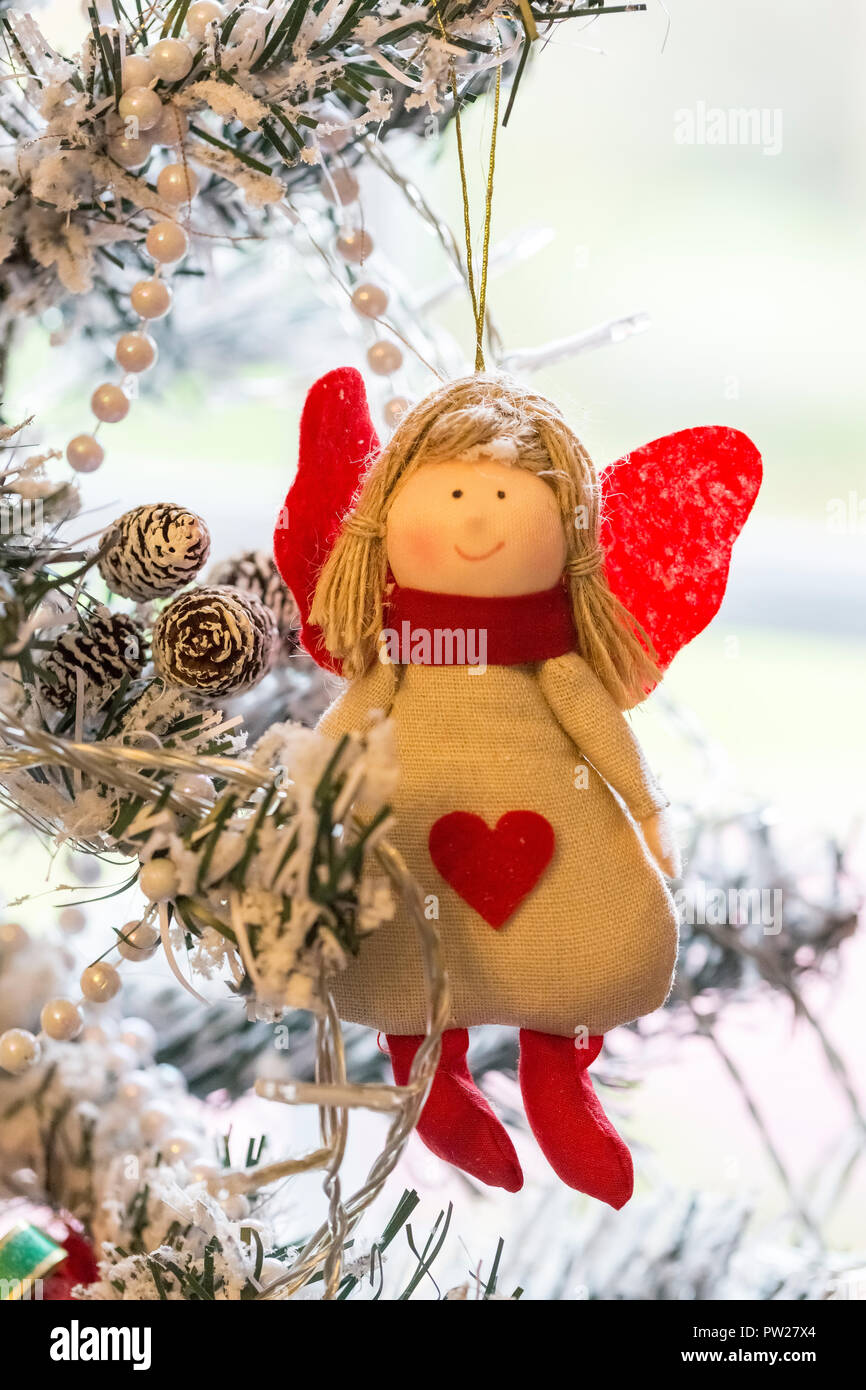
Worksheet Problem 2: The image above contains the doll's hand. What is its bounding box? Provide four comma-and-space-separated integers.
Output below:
639, 809, 681, 879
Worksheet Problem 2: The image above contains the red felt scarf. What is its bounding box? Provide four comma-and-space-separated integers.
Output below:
383, 583, 576, 667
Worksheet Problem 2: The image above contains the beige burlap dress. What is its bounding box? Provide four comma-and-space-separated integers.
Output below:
320, 650, 678, 1038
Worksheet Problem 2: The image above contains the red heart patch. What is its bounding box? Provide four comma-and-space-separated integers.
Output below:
428, 811, 555, 929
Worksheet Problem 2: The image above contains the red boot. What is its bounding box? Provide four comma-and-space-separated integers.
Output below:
387, 1029, 523, 1192
518, 1031, 633, 1208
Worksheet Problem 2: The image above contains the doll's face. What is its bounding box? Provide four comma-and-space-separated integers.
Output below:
386, 458, 567, 596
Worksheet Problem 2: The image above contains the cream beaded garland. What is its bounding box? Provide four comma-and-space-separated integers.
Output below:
117, 920, 161, 961
152, 104, 189, 146
229, 11, 263, 44
40, 998, 83, 1042
66, 433, 104, 472
130, 278, 173, 320
351, 283, 388, 318
65, 71, 410, 482
0, 1027, 40, 1074
119, 1017, 157, 1057
333, 203, 415, 429
118, 85, 163, 132
139, 859, 179, 903
146, 220, 189, 264
119, 1071, 156, 1104
174, 771, 216, 802
68, 67, 199, 476
66, 86, 407, 480
80, 962, 122, 1003
322, 168, 360, 206
186, 2, 224, 39
335, 228, 373, 264
140, 1103, 172, 1138
122, 53, 155, 88
367, 340, 403, 376
157, 163, 199, 205
91, 383, 130, 424
58, 906, 87, 934
116, 331, 158, 373
149, 38, 195, 82
0, 922, 27, 952
98, 503, 211, 601
163, 1133, 196, 1161
107, 130, 154, 169
80, 1024, 111, 1046
384, 396, 411, 428
319, 124, 352, 154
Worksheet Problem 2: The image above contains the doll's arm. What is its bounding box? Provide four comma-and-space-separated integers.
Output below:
539, 652, 680, 876
318, 659, 398, 739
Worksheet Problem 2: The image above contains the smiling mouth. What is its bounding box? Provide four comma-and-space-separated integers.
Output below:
454, 541, 505, 562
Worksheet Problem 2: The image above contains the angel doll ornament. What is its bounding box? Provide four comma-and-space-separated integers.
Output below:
275, 368, 761, 1206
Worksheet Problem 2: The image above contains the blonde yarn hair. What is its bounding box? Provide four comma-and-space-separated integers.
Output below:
310, 374, 660, 707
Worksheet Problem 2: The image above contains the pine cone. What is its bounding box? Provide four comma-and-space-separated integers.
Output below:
152, 586, 278, 696
42, 610, 146, 709
207, 550, 299, 661
98, 504, 211, 602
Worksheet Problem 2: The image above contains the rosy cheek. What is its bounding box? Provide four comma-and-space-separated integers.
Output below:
398, 527, 441, 566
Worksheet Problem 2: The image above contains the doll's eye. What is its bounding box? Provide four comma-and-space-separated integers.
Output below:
497, 490, 506, 499
451, 489, 463, 499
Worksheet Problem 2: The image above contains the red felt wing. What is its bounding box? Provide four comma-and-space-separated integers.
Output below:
600, 426, 762, 679
274, 367, 380, 673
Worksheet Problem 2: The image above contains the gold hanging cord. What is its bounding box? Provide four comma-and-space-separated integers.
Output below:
432, 4, 502, 372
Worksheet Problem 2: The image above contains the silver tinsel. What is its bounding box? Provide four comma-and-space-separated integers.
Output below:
98, 504, 211, 602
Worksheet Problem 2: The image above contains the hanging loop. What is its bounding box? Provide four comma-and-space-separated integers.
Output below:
433, 5, 502, 371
